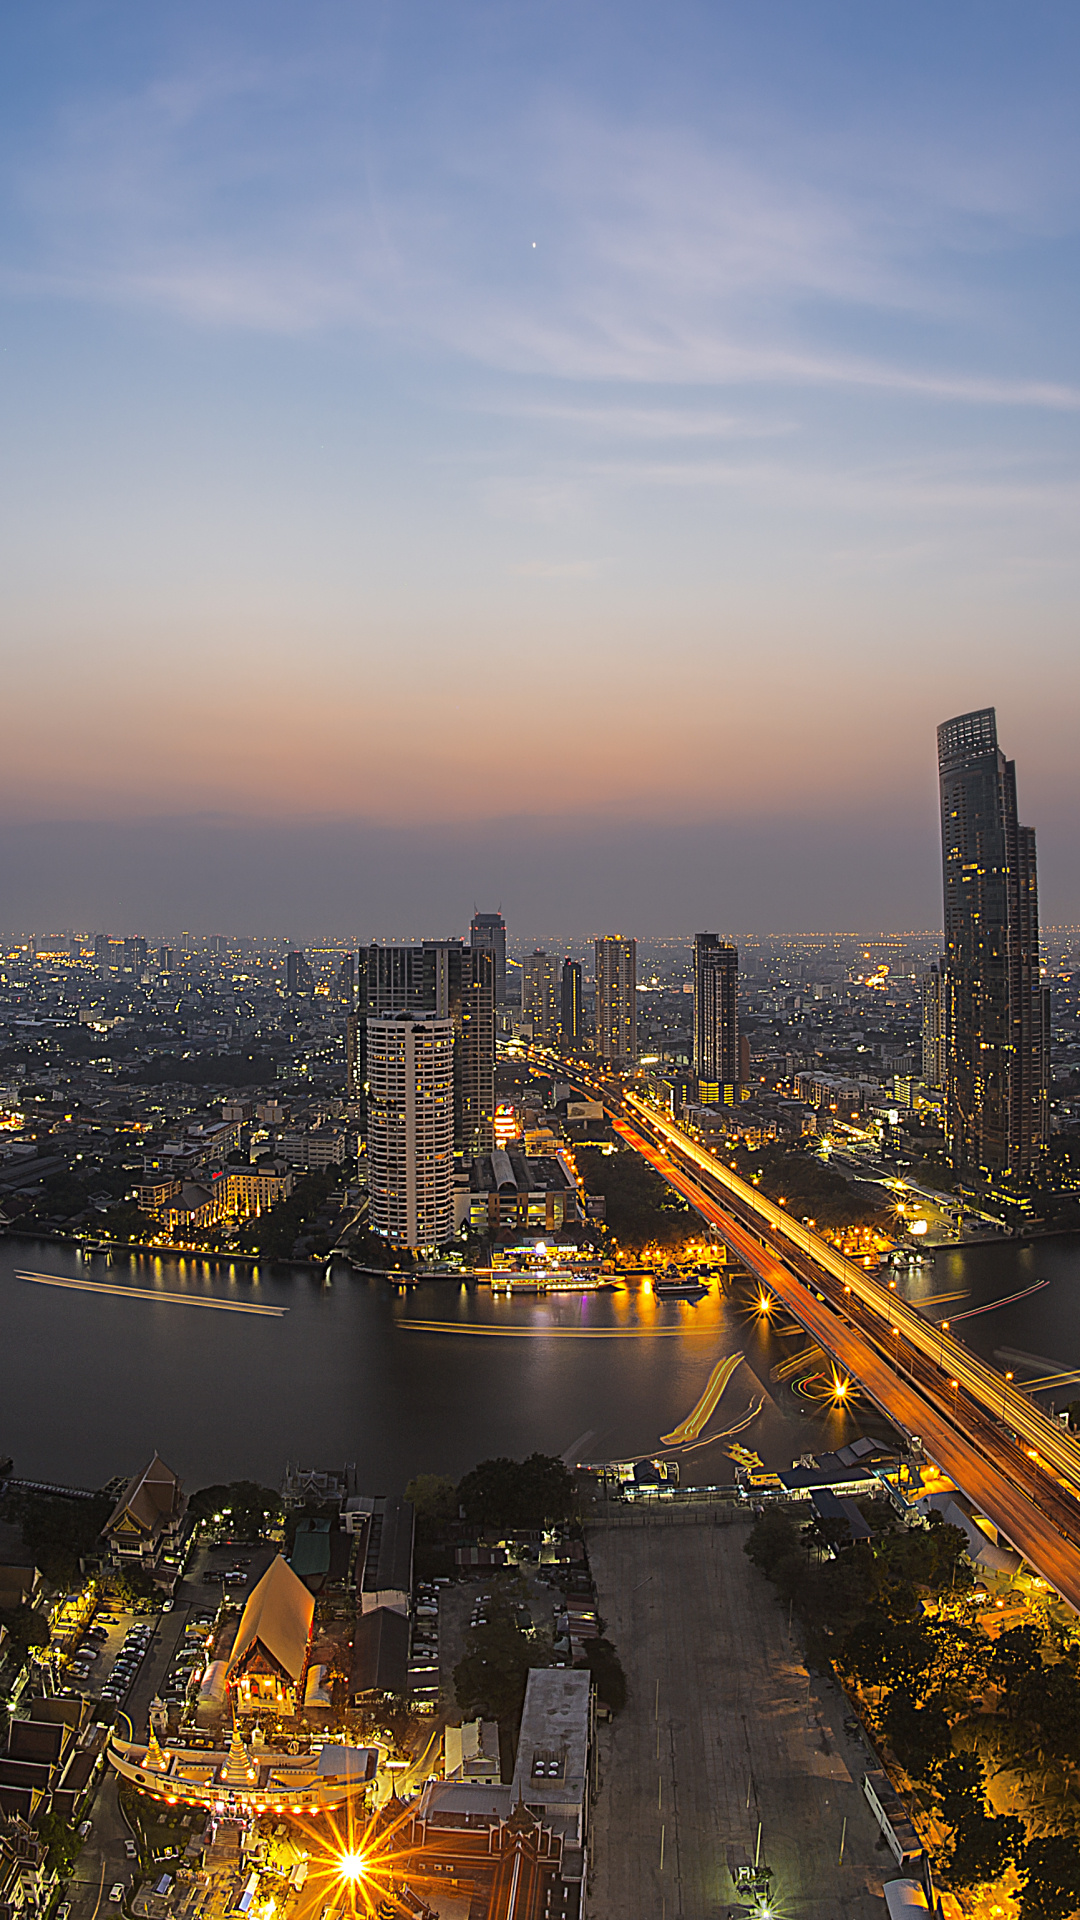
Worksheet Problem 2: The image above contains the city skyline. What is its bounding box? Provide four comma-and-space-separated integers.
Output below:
3, 5, 1080, 932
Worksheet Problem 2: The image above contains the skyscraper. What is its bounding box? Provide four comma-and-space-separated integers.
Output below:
522, 950, 559, 1044
366, 1013, 455, 1249
693, 934, 739, 1103
920, 959, 947, 1093
937, 707, 1049, 1180
460, 946, 496, 1157
360, 939, 494, 1157
470, 911, 508, 1005
560, 957, 582, 1048
594, 936, 637, 1067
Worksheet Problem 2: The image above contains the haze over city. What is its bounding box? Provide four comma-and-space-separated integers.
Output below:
3, 3, 1080, 931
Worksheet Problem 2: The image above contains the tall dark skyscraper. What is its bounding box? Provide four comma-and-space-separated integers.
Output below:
560, 957, 582, 1048
693, 933, 739, 1102
937, 707, 1049, 1181
469, 911, 508, 1005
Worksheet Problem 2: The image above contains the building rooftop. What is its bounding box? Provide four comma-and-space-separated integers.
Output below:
228, 1554, 315, 1684
510, 1668, 590, 1837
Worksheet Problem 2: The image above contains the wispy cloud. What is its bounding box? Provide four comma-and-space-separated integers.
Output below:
7, 52, 1080, 413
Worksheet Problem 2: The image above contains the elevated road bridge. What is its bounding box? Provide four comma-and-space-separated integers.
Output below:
534, 1050, 1080, 1611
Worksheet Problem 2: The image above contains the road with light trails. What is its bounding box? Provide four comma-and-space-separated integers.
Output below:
615, 1113, 1080, 1612
618, 1090, 1080, 1500
528, 1049, 1080, 1612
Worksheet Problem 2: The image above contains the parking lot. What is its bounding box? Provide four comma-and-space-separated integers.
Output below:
58, 1539, 275, 1920
586, 1515, 890, 1920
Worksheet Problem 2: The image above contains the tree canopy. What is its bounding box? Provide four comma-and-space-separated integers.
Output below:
456, 1454, 576, 1532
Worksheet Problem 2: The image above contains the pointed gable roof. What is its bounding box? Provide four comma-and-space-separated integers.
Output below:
105, 1455, 185, 1538
228, 1555, 314, 1685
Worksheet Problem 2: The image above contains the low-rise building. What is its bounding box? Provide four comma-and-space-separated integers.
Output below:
103, 1455, 188, 1585
469, 1150, 579, 1238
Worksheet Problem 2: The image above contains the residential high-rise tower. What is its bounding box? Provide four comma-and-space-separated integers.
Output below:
594, 936, 637, 1068
693, 934, 739, 1103
937, 707, 1049, 1180
522, 950, 559, 1044
920, 959, 947, 1094
366, 1013, 455, 1249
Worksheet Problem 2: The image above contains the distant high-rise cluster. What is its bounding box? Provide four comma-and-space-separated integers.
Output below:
937, 707, 1049, 1180
693, 933, 739, 1103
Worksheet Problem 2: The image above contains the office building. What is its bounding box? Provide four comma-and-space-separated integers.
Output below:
920, 959, 947, 1093
366, 1013, 455, 1249
938, 707, 1049, 1179
522, 950, 559, 1044
286, 949, 314, 997
470, 911, 508, 1005
123, 936, 148, 973
561, 957, 582, 1048
693, 934, 739, 1103
594, 936, 637, 1067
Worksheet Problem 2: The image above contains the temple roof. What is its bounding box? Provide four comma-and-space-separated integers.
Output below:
105, 1455, 185, 1539
228, 1555, 314, 1684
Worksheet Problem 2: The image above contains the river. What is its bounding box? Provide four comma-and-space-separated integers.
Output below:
4, 1230, 1080, 1495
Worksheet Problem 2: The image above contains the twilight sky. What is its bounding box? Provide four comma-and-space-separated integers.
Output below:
2, 1, 1079, 937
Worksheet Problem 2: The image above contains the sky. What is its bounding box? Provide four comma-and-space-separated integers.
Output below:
2, 1, 1079, 938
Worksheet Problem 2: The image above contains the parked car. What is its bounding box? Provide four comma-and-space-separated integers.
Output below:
78, 1821, 92, 1839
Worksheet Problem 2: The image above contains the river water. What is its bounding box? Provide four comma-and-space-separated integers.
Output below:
4, 1230, 1080, 1495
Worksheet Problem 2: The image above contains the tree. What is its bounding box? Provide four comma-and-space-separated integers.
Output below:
1008, 1663, 1080, 1766
840, 1616, 935, 1693
949, 1812, 1024, 1890
745, 1510, 801, 1580
1018, 1834, 1080, 1920
938, 1752, 1023, 1890
0, 1606, 50, 1662
453, 1587, 542, 1727
456, 1454, 575, 1532
989, 1624, 1044, 1686
5, 1490, 112, 1585
883, 1690, 953, 1779
190, 1481, 282, 1537
405, 1476, 458, 1531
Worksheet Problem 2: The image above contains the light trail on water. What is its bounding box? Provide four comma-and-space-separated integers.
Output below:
16, 1271, 287, 1316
